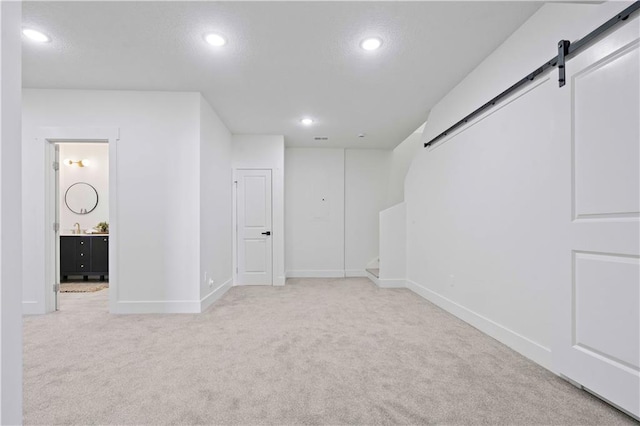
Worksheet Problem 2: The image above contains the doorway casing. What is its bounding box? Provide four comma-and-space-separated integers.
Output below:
41, 126, 119, 313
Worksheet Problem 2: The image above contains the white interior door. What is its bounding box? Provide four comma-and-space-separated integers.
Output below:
236, 169, 273, 285
554, 17, 639, 418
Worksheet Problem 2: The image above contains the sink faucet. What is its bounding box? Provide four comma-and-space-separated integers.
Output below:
74, 223, 81, 234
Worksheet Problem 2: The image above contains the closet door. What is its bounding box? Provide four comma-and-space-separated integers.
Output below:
236, 169, 273, 285
553, 15, 639, 418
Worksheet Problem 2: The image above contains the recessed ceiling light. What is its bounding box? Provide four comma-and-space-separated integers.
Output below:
22, 28, 51, 43
301, 118, 314, 126
360, 37, 382, 51
204, 33, 226, 47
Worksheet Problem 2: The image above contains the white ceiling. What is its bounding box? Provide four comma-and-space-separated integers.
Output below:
22, 1, 542, 149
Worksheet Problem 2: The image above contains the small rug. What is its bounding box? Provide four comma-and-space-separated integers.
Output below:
60, 283, 108, 293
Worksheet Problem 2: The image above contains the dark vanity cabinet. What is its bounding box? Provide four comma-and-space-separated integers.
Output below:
60, 236, 109, 281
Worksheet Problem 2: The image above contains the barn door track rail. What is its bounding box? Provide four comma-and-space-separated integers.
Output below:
424, 1, 640, 148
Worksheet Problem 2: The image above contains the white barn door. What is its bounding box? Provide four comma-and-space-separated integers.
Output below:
236, 169, 273, 285
554, 17, 639, 418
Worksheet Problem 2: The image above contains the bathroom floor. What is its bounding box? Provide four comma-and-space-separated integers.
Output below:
56, 287, 109, 312
60, 282, 108, 293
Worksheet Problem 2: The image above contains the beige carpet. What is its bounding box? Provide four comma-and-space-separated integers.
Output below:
23, 278, 634, 425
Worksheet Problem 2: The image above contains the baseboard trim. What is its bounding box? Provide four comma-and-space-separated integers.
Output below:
377, 278, 406, 288
112, 299, 201, 314
365, 272, 405, 289
286, 270, 345, 278
406, 279, 552, 370
345, 269, 367, 277
274, 275, 286, 286
22, 301, 42, 315
200, 278, 233, 312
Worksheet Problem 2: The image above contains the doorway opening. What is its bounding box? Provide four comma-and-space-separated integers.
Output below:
54, 142, 110, 310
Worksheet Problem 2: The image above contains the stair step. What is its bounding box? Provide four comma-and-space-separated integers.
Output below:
366, 268, 380, 278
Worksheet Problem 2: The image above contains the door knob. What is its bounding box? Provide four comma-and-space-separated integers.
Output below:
261, 231, 271, 236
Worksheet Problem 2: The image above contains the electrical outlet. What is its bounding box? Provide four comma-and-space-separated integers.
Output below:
208, 278, 214, 288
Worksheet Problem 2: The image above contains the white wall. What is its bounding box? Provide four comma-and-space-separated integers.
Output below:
387, 131, 423, 207
285, 147, 391, 278
59, 143, 109, 233
232, 134, 285, 285
404, 1, 635, 370
344, 149, 391, 276
407, 80, 558, 368
285, 148, 345, 277
379, 202, 405, 285
0, 1, 23, 422
199, 96, 233, 309
22, 89, 224, 314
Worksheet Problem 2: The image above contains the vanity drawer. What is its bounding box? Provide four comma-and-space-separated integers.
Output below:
75, 237, 90, 258
75, 237, 91, 250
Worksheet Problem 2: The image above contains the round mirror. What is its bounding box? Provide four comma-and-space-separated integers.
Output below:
64, 182, 98, 215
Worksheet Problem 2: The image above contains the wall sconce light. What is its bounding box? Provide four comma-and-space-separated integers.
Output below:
63, 159, 90, 167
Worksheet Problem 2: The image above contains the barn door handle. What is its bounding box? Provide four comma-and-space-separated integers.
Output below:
261, 231, 271, 236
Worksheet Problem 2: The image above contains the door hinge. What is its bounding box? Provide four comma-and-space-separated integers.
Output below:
53, 283, 60, 292
53, 222, 60, 232
52, 161, 59, 171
